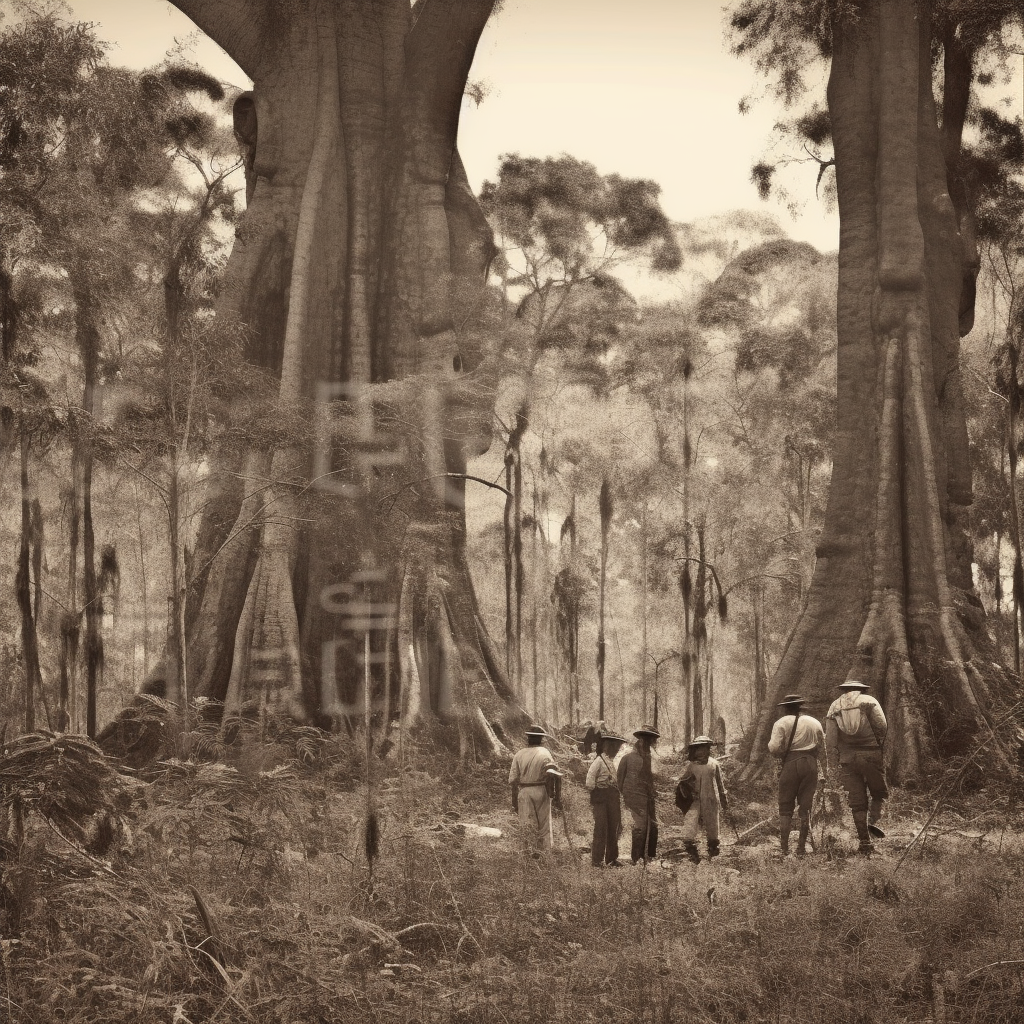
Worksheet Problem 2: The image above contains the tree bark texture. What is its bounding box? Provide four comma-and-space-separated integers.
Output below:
74, 284, 103, 739
748, 0, 1021, 781
166, 0, 517, 754
16, 424, 43, 732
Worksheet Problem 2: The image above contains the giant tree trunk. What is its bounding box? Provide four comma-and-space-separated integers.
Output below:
747, 0, 1021, 781
165, 0, 518, 755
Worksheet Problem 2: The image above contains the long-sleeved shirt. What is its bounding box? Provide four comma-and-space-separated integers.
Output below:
768, 713, 825, 760
678, 757, 728, 820
617, 748, 655, 815
508, 745, 557, 785
825, 692, 887, 757
586, 754, 619, 791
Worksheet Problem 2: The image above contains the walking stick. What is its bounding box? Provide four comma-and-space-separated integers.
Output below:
557, 795, 579, 858
723, 806, 742, 845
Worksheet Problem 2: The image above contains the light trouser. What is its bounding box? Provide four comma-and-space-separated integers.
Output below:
681, 805, 720, 844
517, 786, 552, 850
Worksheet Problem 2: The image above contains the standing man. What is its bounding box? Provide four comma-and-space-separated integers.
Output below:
586, 729, 626, 868
617, 725, 660, 865
509, 725, 560, 852
825, 679, 888, 855
768, 694, 825, 857
677, 735, 729, 862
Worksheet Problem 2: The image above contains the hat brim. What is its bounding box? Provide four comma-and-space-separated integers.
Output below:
633, 730, 660, 739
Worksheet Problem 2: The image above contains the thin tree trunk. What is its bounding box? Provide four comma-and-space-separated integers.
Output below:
134, 481, 151, 679
598, 478, 612, 721
1008, 391, 1023, 675
512, 411, 525, 696
16, 421, 44, 733
504, 448, 515, 689
640, 504, 649, 723
530, 488, 539, 716
67, 447, 81, 732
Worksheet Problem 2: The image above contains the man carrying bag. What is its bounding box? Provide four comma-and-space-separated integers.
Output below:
768, 693, 825, 857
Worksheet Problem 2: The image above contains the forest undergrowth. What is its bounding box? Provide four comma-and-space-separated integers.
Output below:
1, 718, 1022, 1024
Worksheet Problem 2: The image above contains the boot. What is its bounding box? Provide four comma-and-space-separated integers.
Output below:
779, 814, 792, 856
707, 839, 720, 859
630, 829, 644, 864
869, 798, 884, 836
796, 818, 810, 856
869, 798, 884, 825
684, 842, 701, 864
853, 810, 873, 856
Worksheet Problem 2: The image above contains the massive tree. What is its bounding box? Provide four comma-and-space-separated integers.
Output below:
154, 0, 518, 754
734, 0, 1024, 779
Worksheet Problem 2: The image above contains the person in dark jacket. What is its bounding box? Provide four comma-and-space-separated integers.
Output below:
586, 730, 626, 867
617, 725, 660, 864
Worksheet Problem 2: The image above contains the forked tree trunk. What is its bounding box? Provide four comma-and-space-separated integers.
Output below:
164, 0, 519, 755
746, 0, 1021, 781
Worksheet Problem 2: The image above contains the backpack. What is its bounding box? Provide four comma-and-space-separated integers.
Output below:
830, 693, 871, 737
674, 777, 695, 814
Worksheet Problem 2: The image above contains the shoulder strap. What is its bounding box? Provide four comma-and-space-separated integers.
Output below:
781, 709, 801, 762
859, 695, 884, 749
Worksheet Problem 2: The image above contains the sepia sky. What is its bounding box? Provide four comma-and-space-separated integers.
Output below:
60, 1, 1020, 255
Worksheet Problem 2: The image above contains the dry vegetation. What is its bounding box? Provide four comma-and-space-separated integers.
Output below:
1, 725, 1022, 1023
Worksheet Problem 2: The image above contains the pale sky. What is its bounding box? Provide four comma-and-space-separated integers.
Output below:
63, 0, 844, 251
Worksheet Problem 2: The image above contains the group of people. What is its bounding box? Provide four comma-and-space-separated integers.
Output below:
507, 677, 889, 864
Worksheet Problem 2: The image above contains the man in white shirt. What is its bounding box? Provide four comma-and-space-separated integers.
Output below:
586, 730, 626, 867
768, 693, 825, 856
825, 679, 888, 855
508, 725, 560, 852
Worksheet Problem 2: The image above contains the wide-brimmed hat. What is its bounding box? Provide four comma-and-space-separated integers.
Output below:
524, 725, 548, 738
688, 734, 714, 747
777, 693, 805, 706
633, 725, 661, 739
838, 680, 870, 690
599, 731, 627, 745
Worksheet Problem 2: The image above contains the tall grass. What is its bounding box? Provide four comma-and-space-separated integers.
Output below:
1, 729, 1021, 1022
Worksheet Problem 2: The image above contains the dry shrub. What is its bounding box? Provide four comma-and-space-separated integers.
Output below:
2, 729, 1023, 1023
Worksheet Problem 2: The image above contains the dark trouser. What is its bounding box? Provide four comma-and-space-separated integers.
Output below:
839, 750, 888, 817
630, 821, 658, 863
590, 790, 621, 865
778, 753, 818, 818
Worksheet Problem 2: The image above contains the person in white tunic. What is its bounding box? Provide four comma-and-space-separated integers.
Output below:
676, 735, 729, 863
508, 725, 559, 851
